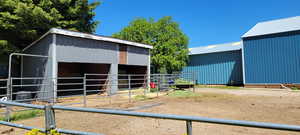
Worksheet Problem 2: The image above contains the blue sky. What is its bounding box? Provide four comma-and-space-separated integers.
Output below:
92, 0, 300, 48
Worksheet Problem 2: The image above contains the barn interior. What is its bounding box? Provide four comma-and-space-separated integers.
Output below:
118, 65, 147, 89
57, 62, 111, 96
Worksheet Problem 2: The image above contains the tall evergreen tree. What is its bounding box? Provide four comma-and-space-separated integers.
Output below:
0, 0, 100, 54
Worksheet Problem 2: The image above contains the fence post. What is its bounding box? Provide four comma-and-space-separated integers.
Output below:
128, 75, 132, 103
8, 78, 12, 101
83, 75, 87, 107
157, 75, 160, 97
192, 73, 196, 93
52, 79, 56, 104
4, 106, 10, 122
45, 105, 56, 134
108, 74, 112, 104
144, 74, 148, 96
186, 120, 192, 135
5, 78, 12, 122
6, 79, 9, 101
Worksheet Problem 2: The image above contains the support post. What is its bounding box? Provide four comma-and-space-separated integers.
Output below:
45, 105, 56, 134
128, 75, 131, 103
83, 75, 87, 107
186, 120, 192, 135
110, 64, 118, 94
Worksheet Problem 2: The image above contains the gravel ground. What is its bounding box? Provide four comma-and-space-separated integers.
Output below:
1, 88, 300, 135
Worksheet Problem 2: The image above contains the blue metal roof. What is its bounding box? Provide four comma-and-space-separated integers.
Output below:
242, 16, 300, 38
189, 41, 242, 55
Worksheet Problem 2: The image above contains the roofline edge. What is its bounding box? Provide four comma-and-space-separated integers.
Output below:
23, 28, 153, 52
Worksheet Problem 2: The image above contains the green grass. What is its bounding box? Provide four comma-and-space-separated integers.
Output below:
168, 90, 201, 98
134, 95, 150, 101
0, 109, 44, 121
150, 88, 159, 92
174, 79, 194, 85
291, 87, 299, 91
196, 85, 241, 89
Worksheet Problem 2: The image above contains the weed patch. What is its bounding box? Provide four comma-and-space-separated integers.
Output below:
134, 95, 150, 101
0, 109, 44, 121
175, 79, 193, 85
150, 88, 159, 92
168, 90, 200, 98
291, 87, 299, 91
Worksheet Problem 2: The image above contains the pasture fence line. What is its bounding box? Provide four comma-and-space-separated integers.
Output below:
0, 100, 300, 135
0, 73, 196, 123
1, 73, 196, 106
0, 100, 102, 135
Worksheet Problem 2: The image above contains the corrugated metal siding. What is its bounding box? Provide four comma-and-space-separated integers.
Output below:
127, 46, 149, 66
243, 33, 300, 84
23, 34, 54, 100
56, 35, 118, 64
23, 34, 53, 78
183, 50, 243, 85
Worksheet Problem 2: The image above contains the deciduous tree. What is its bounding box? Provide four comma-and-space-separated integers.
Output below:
113, 16, 189, 73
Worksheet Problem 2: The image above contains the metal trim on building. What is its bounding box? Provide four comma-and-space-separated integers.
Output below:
189, 41, 242, 55
23, 28, 153, 52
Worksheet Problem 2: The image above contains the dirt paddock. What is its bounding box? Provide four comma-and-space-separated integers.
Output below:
1, 88, 300, 135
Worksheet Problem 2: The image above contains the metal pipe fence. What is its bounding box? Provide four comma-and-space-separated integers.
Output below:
0, 100, 102, 135
1, 74, 149, 106
0, 100, 300, 135
84, 73, 149, 104
0, 73, 197, 121
1, 73, 197, 105
0, 79, 8, 98
150, 73, 196, 95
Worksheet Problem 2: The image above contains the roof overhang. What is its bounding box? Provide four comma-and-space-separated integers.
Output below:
242, 16, 300, 38
23, 28, 153, 51
189, 41, 242, 55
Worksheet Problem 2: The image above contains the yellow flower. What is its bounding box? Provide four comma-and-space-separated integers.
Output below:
25, 129, 61, 135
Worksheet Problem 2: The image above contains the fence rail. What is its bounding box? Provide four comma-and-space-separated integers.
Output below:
0, 101, 102, 135
1, 73, 196, 104
0, 101, 300, 135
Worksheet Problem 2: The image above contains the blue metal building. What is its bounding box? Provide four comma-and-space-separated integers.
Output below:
242, 16, 300, 86
183, 42, 243, 85
186, 16, 300, 87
